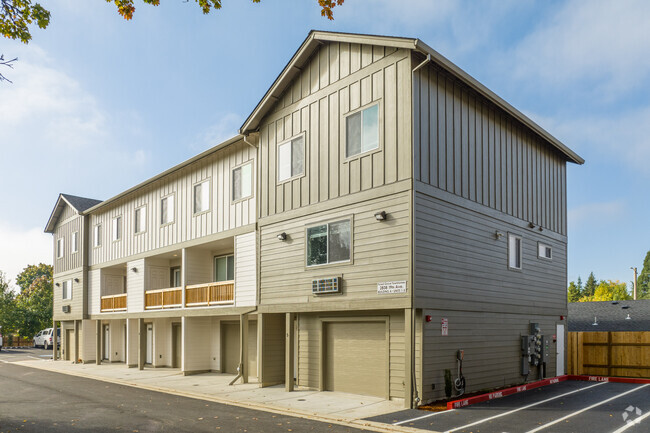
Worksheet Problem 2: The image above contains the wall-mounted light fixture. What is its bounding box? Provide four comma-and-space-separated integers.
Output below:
55, 282, 60, 287
374, 211, 387, 221
528, 222, 535, 229
74, 278, 80, 283
131, 267, 138, 273
277, 232, 287, 241
538, 227, 543, 232
494, 231, 504, 240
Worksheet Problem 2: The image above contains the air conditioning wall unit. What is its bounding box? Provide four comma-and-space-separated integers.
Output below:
62, 305, 71, 313
312, 277, 341, 294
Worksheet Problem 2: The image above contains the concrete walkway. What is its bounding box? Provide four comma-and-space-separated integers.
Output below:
15, 359, 423, 433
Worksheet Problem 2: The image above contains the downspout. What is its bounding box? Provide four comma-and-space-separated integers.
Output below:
229, 307, 258, 386
243, 134, 258, 149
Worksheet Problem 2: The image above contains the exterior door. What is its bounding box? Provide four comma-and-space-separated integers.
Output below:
556, 324, 565, 376
221, 323, 240, 374
172, 323, 181, 368
323, 321, 388, 398
64, 329, 73, 361
103, 325, 110, 360
146, 324, 153, 365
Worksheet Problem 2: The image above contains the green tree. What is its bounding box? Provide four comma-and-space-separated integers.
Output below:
588, 280, 631, 302
567, 281, 581, 303
13, 274, 53, 337
576, 276, 583, 298
637, 250, 650, 299
15, 263, 52, 293
583, 272, 598, 297
0, 270, 17, 334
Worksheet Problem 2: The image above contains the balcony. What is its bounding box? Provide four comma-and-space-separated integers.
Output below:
100, 294, 127, 312
185, 281, 234, 307
144, 287, 183, 310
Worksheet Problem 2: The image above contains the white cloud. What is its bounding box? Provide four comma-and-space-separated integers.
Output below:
191, 112, 243, 151
568, 200, 626, 227
0, 221, 51, 291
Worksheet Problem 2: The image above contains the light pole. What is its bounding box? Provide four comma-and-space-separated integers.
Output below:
630, 267, 638, 300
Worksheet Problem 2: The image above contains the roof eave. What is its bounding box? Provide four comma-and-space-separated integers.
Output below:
44, 194, 77, 233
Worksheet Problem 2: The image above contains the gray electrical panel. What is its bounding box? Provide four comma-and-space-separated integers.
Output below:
521, 323, 546, 377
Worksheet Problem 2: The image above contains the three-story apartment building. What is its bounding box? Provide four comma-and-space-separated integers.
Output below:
46, 31, 582, 408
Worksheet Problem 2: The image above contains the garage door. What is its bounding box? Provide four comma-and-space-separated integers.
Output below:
221, 323, 240, 374
323, 321, 387, 398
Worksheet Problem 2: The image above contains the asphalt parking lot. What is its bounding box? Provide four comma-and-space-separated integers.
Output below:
368, 380, 650, 433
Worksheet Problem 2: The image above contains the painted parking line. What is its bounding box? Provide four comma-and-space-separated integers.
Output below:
443, 381, 608, 433
393, 409, 455, 425
611, 409, 650, 433
524, 383, 650, 433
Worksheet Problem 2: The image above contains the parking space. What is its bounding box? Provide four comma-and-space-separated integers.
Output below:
367, 380, 650, 432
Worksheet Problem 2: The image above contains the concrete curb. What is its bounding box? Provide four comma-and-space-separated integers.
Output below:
14, 360, 436, 433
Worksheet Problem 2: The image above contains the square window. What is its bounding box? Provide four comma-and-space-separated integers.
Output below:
538, 243, 552, 260
508, 234, 522, 270
134, 207, 146, 234
278, 136, 304, 182
214, 255, 234, 281
232, 163, 253, 201
161, 195, 175, 225
71, 232, 78, 253
306, 220, 351, 267
93, 225, 102, 248
193, 180, 210, 214
346, 104, 379, 158
112, 216, 122, 241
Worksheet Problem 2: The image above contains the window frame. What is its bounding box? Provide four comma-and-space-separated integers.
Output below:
277, 132, 306, 184
193, 179, 211, 215
232, 161, 254, 203
160, 193, 176, 226
508, 233, 523, 270
56, 237, 64, 258
71, 231, 78, 254
112, 215, 122, 242
304, 217, 353, 269
134, 206, 147, 235
62, 279, 73, 300
213, 254, 235, 282
538, 242, 552, 260
344, 101, 381, 160
93, 224, 102, 248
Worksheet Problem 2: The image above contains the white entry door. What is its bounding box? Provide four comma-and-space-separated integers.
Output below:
556, 324, 565, 376
146, 324, 153, 365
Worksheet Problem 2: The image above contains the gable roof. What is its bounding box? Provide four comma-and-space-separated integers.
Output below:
568, 300, 650, 332
240, 30, 584, 165
44, 193, 102, 233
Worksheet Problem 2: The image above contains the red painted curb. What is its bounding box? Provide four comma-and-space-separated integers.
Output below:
446, 375, 570, 410
568, 374, 650, 384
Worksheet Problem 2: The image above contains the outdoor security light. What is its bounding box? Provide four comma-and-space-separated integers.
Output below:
374, 211, 387, 221
277, 232, 287, 241
131, 267, 138, 273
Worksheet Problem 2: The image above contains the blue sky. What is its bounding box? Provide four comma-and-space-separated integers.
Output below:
1, 0, 648, 289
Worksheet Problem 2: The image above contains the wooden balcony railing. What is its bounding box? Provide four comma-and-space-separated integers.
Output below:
185, 281, 234, 307
144, 287, 183, 310
100, 293, 127, 312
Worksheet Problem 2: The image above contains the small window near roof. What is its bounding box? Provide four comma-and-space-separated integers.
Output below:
538, 243, 552, 260
161, 195, 175, 225
232, 163, 252, 201
112, 216, 122, 241
93, 224, 102, 247
346, 104, 379, 158
71, 232, 78, 253
134, 206, 146, 234
508, 234, 522, 270
193, 180, 210, 214
278, 136, 304, 182
56, 238, 64, 258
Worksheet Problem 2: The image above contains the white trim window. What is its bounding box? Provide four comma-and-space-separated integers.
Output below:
134, 206, 147, 234
193, 180, 210, 214
214, 255, 235, 282
93, 224, 102, 248
538, 243, 552, 260
278, 135, 304, 182
346, 103, 379, 158
62, 279, 73, 300
306, 220, 351, 267
112, 216, 122, 241
71, 232, 78, 254
161, 195, 175, 225
232, 163, 252, 201
56, 238, 64, 258
508, 233, 522, 270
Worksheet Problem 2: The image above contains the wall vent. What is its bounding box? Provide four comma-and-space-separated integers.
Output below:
62, 305, 71, 313
312, 277, 340, 294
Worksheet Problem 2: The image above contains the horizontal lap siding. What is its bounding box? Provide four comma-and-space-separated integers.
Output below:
414, 191, 567, 313
235, 232, 257, 307
260, 192, 411, 305
53, 271, 85, 321
412, 59, 567, 235
259, 43, 411, 219
421, 310, 560, 402
89, 140, 255, 266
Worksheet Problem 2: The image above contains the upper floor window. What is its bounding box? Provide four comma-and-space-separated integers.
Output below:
93, 224, 102, 248
62, 280, 72, 300
346, 103, 379, 158
56, 238, 64, 258
112, 216, 122, 242
161, 194, 175, 225
538, 243, 552, 260
232, 162, 252, 201
508, 233, 522, 270
134, 206, 146, 234
306, 219, 351, 267
193, 180, 210, 214
278, 135, 304, 182
214, 255, 234, 282
71, 232, 78, 254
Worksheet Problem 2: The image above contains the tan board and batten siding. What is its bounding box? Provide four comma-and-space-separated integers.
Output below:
53, 212, 84, 274
88, 139, 255, 267
258, 42, 412, 219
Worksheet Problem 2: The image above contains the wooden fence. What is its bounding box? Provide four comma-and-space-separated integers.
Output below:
568, 331, 650, 378
2, 337, 33, 347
